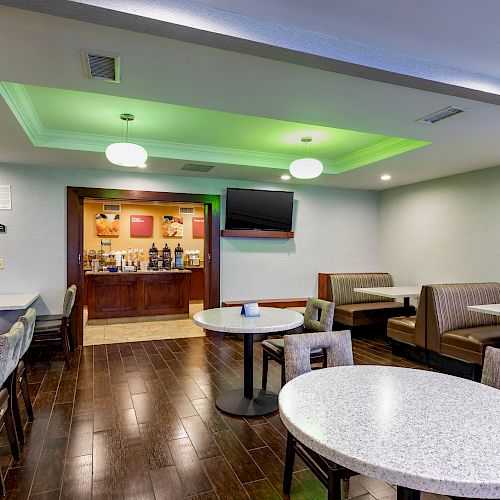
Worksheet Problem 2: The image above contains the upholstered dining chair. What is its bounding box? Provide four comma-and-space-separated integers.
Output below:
282, 330, 357, 500
0, 321, 26, 494
262, 298, 335, 388
32, 285, 76, 369
16, 308, 37, 442
481, 346, 500, 389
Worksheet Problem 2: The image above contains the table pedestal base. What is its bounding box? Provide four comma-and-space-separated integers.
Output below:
403, 296, 412, 316
397, 487, 420, 500
216, 388, 278, 416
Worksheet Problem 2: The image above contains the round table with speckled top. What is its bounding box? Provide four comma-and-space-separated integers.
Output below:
279, 365, 500, 499
193, 307, 303, 417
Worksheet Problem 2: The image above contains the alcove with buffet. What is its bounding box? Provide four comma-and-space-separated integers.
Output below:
83, 199, 205, 322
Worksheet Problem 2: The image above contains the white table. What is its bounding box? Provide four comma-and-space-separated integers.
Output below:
193, 307, 303, 416
468, 304, 500, 317
279, 365, 500, 499
0, 293, 39, 311
353, 286, 421, 316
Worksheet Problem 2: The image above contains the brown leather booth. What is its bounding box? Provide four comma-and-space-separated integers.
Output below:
387, 285, 429, 348
318, 273, 414, 329
426, 283, 500, 366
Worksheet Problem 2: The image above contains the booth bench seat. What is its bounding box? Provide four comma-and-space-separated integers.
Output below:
427, 282, 500, 366
387, 316, 418, 345
440, 326, 500, 364
387, 285, 429, 348
318, 273, 414, 329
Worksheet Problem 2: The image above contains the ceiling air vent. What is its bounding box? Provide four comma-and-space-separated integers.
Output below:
417, 106, 464, 124
181, 163, 214, 173
179, 207, 195, 215
103, 203, 121, 212
82, 50, 121, 83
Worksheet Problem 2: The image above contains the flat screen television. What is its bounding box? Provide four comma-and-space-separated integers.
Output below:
225, 188, 294, 231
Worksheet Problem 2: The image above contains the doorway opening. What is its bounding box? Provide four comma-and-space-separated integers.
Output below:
67, 187, 221, 347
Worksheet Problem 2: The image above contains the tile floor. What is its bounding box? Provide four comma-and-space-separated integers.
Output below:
83, 302, 205, 346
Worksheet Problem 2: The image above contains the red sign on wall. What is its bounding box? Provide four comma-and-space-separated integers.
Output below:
192, 217, 205, 238
130, 215, 153, 237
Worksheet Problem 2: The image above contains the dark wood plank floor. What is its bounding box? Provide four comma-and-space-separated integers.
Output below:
0, 334, 447, 499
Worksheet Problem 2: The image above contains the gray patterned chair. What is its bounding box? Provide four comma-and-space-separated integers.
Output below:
33, 285, 76, 369
426, 283, 500, 378
17, 308, 37, 441
318, 273, 414, 329
261, 298, 335, 388
0, 321, 26, 494
282, 330, 357, 500
481, 346, 500, 389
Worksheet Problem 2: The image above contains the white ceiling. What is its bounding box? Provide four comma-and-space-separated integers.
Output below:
1, 4, 500, 190
191, 0, 500, 81
64, 0, 500, 96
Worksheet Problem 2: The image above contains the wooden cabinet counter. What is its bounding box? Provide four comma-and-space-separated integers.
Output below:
86, 270, 191, 320
186, 266, 205, 301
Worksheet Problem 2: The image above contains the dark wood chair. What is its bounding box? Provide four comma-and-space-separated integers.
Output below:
16, 308, 37, 442
0, 321, 26, 495
32, 285, 76, 369
262, 298, 335, 388
282, 330, 357, 500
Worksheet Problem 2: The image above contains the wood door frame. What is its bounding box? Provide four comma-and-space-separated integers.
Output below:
67, 186, 221, 347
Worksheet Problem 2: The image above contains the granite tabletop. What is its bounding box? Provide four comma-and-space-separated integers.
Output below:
193, 307, 304, 333
279, 365, 500, 498
0, 292, 40, 311
353, 286, 421, 298
468, 303, 500, 317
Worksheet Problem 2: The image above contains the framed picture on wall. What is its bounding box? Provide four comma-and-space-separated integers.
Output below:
162, 216, 183, 237
192, 217, 205, 238
96, 213, 120, 236
130, 215, 153, 237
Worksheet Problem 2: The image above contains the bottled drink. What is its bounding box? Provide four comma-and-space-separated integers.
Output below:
149, 243, 158, 269
163, 243, 171, 270
174, 242, 183, 269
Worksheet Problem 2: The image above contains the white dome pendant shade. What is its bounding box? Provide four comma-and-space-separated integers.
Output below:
106, 142, 147, 167
106, 113, 148, 167
289, 137, 324, 179
289, 157, 324, 179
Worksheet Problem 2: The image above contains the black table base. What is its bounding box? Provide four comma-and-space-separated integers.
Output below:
215, 331, 280, 416
215, 388, 278, 416
397, 487, 420, 500
403, 296, 412, 316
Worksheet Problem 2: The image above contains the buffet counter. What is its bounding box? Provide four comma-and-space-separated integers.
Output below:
86, 270, 191, 320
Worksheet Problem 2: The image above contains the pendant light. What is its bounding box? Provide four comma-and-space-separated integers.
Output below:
289, 137, 323, 179
106, 113, 148, 167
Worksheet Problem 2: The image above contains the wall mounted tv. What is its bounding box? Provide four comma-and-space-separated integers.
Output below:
225, 188, 294, 232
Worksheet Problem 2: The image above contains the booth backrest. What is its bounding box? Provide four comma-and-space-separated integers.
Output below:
427, 283, 500, 351
318, 273, 394, 306
414, 285, 430, 348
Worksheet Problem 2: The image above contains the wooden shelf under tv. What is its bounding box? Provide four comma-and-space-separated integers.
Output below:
221, 229, 294, 239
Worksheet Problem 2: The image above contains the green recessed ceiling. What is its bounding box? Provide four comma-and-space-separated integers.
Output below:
0, 82, 430, 173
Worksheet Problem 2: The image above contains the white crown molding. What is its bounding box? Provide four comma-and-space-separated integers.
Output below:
0, 82, 43, 142
333, 137, 431, 174
0, 82, 429, 174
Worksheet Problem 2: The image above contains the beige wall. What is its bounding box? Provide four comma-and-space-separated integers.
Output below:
380, 164, 500, 285
83, 201, 205, 257
0, 164, 379, 316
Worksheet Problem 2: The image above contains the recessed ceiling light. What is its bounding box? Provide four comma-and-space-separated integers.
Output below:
380, 174, 391, 181
138, 164, 147, 169
281, 174, 291, 180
